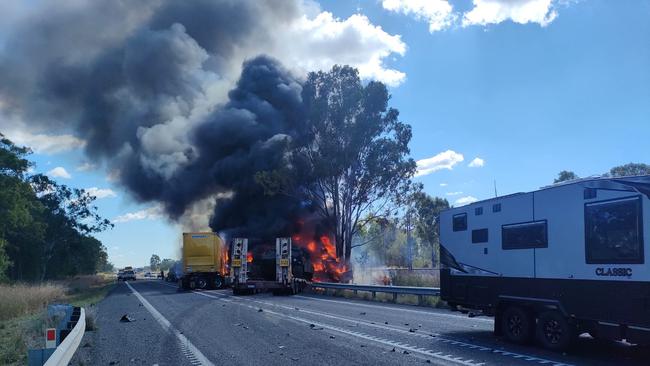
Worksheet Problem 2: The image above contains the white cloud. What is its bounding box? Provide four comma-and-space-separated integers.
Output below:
85, 187, 117, 199
382, 0, 456, 32
462, 0, 559, 27
76, 162, 96, 171
468, 157, 485, 168
455, 196, 478, 206
273, 11, 407, 86
5, 130, 85, 154
439, 183, 448, 187
415, 150, 464, 177
47, 166, 71, 179
446, 191, 463, 196
113, 205, 163, 223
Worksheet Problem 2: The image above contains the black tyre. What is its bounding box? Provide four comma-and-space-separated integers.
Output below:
196, 277, 208, 289
214, 276, 224, 289
501, 305, 533, 344
536, 311, 575, 351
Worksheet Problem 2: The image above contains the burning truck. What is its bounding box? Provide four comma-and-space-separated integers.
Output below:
228, 223, 352, 295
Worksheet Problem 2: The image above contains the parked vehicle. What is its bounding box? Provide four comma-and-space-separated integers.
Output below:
179, 232, 228, 290
439, 175, 650, 350
118, 270, 136, 281
166, 262, 182, 282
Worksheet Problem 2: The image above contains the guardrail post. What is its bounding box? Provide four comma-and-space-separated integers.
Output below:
371, 291, 376, 299
392, 293, 397, 302
418, 295, 424, 306
353, 289, 358, 295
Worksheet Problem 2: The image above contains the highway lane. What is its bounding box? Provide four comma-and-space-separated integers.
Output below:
73, 280, 650, 366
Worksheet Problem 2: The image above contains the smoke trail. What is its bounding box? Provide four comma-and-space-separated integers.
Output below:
0, 1, 309, 236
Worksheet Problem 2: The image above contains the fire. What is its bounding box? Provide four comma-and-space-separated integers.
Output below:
292, 230, 351, 283
246, 251, 253, 263
320, 236, 335, 256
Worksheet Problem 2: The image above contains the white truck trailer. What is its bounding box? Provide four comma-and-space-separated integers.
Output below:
439, 175, 650, 350
230, 237, 308, 295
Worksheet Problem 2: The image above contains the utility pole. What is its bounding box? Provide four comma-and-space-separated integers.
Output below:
406, 210, 413, 271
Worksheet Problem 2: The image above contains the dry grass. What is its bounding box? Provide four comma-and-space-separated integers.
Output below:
390, 270, 440, 287
0, 283, 65, 321
0, 275, 114, 365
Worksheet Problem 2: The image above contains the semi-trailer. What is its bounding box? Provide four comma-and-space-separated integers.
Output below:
179, 232, 228, 290
230, 237, 312, 295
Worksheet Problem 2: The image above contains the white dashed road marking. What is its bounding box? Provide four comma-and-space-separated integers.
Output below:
125, 281, 214, 366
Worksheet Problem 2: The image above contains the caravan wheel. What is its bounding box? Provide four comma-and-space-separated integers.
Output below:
501, 306, 533, 344
536, 311, 575, 351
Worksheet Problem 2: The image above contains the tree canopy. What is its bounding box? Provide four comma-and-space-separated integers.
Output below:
257, 65, 416, 262
554, 170, 579, 183
0, 133, 113, 281
609, 163, 650, 177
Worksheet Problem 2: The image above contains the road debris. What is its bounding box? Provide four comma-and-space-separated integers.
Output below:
120, 314, 135, 322
403, 350, 410, 355
390, 348, 396, 352
329, 335, 335, 339
359, 312, 366, 315
258, 308, 264, 312
408, 328, 416, 333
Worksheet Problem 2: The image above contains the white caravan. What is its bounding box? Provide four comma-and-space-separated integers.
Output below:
439, 175, 650, 350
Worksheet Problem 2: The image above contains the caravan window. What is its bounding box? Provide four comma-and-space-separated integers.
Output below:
585, 196, 644, 264
453, 213, 467, 231
472, 228, 488, 243
502, 221, 548, 250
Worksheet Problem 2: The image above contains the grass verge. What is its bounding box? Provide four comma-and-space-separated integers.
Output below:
0, 275, 115, 365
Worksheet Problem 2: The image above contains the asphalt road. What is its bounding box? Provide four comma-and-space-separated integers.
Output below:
72, 280, 650, 366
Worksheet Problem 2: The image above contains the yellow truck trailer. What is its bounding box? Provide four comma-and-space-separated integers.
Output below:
180, 232, 228, 290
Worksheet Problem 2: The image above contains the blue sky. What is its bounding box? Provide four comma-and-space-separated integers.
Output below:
5, 0, 650, 268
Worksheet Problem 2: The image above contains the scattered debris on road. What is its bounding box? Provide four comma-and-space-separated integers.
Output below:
120, 314, 135, 322
359, 312, 366, 315
258, 308, 264, 312
408, 328, 416, 333
402, 350, 410, 355
329, 335, 335, 339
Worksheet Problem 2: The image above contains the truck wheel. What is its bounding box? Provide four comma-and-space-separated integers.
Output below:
501, 305, 533, 344
196, 277, 208, 289
536, 311, 575, 351
214, 276, 224, 289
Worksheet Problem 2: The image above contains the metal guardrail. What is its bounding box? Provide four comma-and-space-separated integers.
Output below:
310, 282, 440, 301
43, 307, 85, 366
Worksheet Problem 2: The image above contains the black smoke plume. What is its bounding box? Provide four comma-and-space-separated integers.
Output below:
0, 1, 310, 237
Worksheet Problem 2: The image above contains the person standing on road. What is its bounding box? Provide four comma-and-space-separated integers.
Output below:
160, 270, 164, 280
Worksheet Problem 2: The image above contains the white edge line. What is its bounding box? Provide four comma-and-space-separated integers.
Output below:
125, 281, 215, 366
294, 295, 493, 323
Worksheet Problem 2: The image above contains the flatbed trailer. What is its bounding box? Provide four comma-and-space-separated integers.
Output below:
230, 237, 309, 295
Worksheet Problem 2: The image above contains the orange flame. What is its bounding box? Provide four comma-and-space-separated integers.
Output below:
246, 251, 253, 263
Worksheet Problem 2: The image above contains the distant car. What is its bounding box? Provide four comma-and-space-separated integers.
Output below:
119, 270, 136, 281
144, 272, 152, 278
